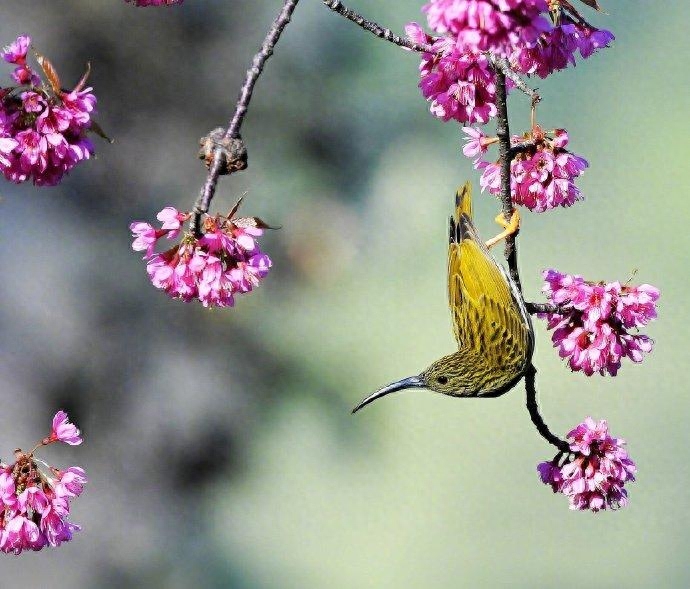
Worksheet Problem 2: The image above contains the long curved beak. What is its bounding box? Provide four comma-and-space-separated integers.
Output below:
351, 376, 425, 414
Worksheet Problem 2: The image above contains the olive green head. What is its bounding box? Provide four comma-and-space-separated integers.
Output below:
351, 352, 480, 413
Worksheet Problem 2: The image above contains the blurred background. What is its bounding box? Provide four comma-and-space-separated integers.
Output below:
0, 1, 687, 587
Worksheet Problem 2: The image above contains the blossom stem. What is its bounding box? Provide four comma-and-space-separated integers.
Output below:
525, 364, 570, 452
322, 0, 433, 52
190, 0, 301, 236
487, 54, 541, 104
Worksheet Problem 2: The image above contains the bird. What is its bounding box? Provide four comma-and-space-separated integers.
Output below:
352, 182, 533, 413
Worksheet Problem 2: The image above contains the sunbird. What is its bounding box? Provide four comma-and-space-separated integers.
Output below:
352, 182, 533, 413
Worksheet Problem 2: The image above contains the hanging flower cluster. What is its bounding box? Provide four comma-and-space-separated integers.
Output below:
538, 417, 636, 512
406, 25, 498, 124
0, 35, 98, 186
464, 126, 588, 211
130, 199, 273, 308
125, 0, 184, 6
409, 1, 613, 135
423, 0, 551, 56
539, 269, 659, 376
1, 411, 87, 555
512, 17, 614, 79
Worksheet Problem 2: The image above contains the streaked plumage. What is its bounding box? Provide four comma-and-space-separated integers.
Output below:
352, 182, 533, 413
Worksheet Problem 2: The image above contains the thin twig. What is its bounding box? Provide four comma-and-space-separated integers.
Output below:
190, 0, 301, 236
526, 302, 569, 315
525, 365, 570, 452
322, 0, 433, 53
487, 54, 541, 104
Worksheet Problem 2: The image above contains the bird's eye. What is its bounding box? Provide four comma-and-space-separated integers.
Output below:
437, 376, 448, 385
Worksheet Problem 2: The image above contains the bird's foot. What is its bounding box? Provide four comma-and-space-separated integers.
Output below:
485, 208, 520, 249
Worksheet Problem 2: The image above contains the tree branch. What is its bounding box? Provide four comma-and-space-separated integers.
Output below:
525, 365, 570, 452
487, 54, 541, 105
493, 67, 568, 451
493, 68, 522, 292
322, 0, 433, 52
190, 0, 301, 236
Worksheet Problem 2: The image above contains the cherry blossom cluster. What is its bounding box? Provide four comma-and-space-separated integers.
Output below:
1, 411, 87, 555
0, 35, 97, 186
512, 17, 614, 79
125, 0, 184, 6
130, 201, 272, 308
538, 417, 636, 512
407, 26, 498, 124
423, 0, 551, 57
539, 269, 659, 376
409, 2, 613, 126
464, 126, 588, 211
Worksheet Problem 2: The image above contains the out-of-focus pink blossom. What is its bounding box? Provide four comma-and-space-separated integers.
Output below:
0, 35, 98, 185
130, 202, 273, 308
50, 410, 82, 446
538, 417, 636, 512
512, 20, 614, 79
472, 127, 588, 212
423, 0, 551, 57
538, 269, 659, 376
0, 412, 86, 554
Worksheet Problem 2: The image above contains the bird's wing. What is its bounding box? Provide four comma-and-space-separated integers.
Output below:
448, 183, 530, 365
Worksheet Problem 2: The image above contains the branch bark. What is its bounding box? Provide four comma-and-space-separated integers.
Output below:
493, 68, 568, 451
190, 0, 301, 236
525, 365, 571, 452
322, 0, 433, 52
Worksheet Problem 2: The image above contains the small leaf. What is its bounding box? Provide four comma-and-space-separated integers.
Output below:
227, 197, 244, 220
89, 119, 114, 143
35, 53, 61, 94
234, 216, 279, 230
73, 62, 91, 93
577, 0, 604, 10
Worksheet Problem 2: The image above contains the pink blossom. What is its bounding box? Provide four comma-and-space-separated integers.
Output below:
0, 413, 86, 554
50, 410, 82, 445
423, 0, 551, 57
512, 21, 614, 79
130, 222, 160, 258
132, 201, 273, 308
538, 269, 659, 376
538, 418, 636, 512
156, 206, 186, 236
55, 467, 88, 498
472, 127, 588, 212
0, 35, 98, 185
461, 126, 494, 157
414, 32, 498, 124
617, 284, 660, 328
2, 35, 30, 65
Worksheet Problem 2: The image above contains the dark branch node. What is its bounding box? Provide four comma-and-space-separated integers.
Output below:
199, 128, 248, 176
